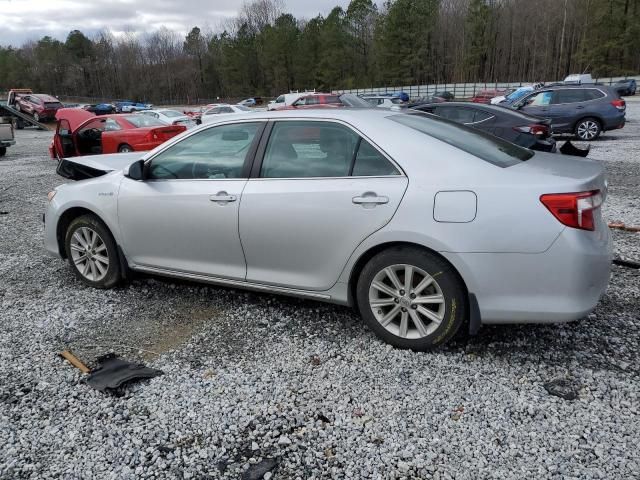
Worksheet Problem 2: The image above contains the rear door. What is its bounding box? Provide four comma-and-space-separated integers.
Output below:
239, 120, 408, 291
549, 89, 592, 131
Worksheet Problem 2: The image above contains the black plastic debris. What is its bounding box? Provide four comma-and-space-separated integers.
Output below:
85, 353, 163, 391
543, 377, 580, 400
560, 141, 590, 157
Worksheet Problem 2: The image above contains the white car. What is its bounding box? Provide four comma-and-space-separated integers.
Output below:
140, 109, 196, 128
363, 96, 405, 108
200, 104, 254, 124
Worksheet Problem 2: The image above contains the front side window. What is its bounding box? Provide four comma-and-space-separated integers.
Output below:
275, 95, 284, 103
525, 91, 554, 106
148, 122, 260, 180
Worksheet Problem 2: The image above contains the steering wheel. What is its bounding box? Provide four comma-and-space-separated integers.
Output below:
81, 128, 102, 140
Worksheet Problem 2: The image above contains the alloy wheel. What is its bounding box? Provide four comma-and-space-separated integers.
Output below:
368, 264, 445, 339
69, 227, 109, 282
576, 120, 599, 140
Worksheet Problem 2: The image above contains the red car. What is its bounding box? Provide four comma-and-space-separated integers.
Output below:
15, 93, 63, 121
282, 94, 342, 110
469, 89, 507, 104
49, 109, 186, 159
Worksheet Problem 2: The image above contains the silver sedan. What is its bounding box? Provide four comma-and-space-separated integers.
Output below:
44, 109, 612, 350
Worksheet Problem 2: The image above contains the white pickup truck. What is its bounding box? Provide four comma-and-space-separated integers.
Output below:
0, 117, 15, 157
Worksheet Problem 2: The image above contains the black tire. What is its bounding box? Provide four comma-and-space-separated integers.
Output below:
0, 147, 6, 157
118, 144, 133, 153
356, 246, 467, 351
64, 214, 121, 289
16, 118, 24, 130
574, 117, 602, 141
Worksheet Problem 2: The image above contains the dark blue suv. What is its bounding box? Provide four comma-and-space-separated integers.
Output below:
510, 85, 626, 140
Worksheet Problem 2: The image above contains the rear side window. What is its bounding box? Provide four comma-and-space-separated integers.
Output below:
583, 89, 605, 100
390, 113, 534, 167
260, 121, 400, 178
125, 115, 165, 127
555, 89, 588, 104
435, 106, 475, 124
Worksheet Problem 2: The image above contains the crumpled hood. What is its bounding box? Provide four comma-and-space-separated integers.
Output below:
56, 152, 143, 180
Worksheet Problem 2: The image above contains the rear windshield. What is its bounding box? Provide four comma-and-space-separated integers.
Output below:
161, 110, 183, 118
390, 112, 534, 167
124, 115, 165, 127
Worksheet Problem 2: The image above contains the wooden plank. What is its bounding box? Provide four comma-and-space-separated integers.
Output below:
60, 350, 91, 373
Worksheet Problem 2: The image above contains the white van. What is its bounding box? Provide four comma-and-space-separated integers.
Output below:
268, 91, 317, 111
564, 74, 594, 84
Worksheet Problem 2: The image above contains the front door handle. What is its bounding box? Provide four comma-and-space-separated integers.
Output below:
353, 192, 389, 207
210, 191, 237, 203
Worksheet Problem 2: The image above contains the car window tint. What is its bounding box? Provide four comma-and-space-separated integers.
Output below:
527, 91, 553, 106
390, 112, 534, 167
436, 107, 475, 124
352, 139, 400, 176
104, 118, 121, 131
276, 96, 284, 103
149, 123, 260, 180
583, 89, 605, 100
556, 89, 587, 104
222, 107, 234, 113
261, 121, 359, 178
473, 110, 494, 122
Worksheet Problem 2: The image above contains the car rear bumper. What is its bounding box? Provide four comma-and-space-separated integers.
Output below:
443, 225, 612, 324
603, 115, 625, 131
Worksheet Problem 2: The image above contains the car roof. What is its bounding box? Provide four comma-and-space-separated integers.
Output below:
412, 102, 546, 122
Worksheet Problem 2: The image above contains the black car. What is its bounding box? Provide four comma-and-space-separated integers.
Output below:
411, 102, 557, 152
614, 79, 636, 96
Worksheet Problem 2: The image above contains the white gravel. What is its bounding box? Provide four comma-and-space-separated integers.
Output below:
0, 105, 639, 479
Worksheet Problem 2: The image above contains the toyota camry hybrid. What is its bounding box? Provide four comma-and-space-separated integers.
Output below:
44, 109, 612, 350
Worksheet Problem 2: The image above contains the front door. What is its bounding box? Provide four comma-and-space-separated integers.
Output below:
54, 119, 76, 157
239, 120, 408, 291
118, 121, 264, 279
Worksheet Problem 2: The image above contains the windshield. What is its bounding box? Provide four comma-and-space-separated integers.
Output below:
124, 115, 166, 127
390, 112, 534, 167
161, 110, 183, 118
506, 88, 532, 101
338, 94, 373, 108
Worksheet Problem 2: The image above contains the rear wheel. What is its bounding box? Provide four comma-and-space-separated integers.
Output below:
118, 144, 133, 153
575, 117, 601, 141
356, 246, 467, 350
64, 214, 121, 289
0, 147, 6, 157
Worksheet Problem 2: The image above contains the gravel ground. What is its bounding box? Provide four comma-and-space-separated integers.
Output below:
0, 104, 639, 480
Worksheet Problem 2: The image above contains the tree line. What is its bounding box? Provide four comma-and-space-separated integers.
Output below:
0, 0, 638, 103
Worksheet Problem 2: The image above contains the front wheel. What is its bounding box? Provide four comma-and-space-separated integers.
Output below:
575, 117, 601, 141
356, 247, 467, 351
118, 144, 133, 153
0, 147, 6, 157
64, 215, 121, 289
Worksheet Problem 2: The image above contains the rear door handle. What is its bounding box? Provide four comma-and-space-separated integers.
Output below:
353, 192, 389, 206
210, 191, 237, 203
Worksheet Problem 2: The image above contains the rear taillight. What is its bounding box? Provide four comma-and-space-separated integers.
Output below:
540, 190, 603, 231
514, 124, 549, 136
611, 99, 626, 111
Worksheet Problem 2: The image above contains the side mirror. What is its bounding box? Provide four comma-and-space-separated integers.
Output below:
124, 159, 145, 180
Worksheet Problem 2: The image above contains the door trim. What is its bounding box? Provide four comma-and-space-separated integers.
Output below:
131, 264, 331, 299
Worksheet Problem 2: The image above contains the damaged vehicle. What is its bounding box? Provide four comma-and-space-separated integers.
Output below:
49, 109, 187, 159
45, 109, 612, 351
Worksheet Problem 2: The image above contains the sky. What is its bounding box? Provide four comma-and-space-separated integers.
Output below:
0, 0, 356, 46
